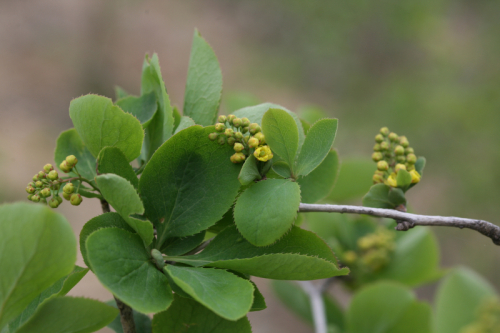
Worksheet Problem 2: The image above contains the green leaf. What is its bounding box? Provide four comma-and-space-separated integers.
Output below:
115, 86, 130, 100
298, 150, 339, 203
86, 228, 173, 313
249, 281, 266, 312
164, 266, 254, 320
96, 174, 154, 245
79, 212, 134, 269
232, 102, 305, 148
396, 169, 412, 192
140, 53, 175, 163
239, 154, 262, 185
8, 266, 89, 332
97, 147, 139, 189
234, 179, 301, 246
152, 295, 252, 333
183, 29, 223, 126
347, 282, 431, 333
207, 208, 235, 234
106, 300, 152, 333
362, 184, 406, 209
300, 118, 311, 134
116, 91, 157, 128
435, 267, 497, 333
272, 160, 292, 178
168, 225, 349, 280
172, 106, 182, 131
328, 158, 374, 202
0, 203, 76, 330
296, 118, 338, 176
54, 128, 96, 180
415, 157, 426, 176
173, 116, 196, 134
160, 231, 206, 256
271, 280, 344, 330
262, 108, 300, 171
15, 297, 118, 333
69, 94, 144, 162
139, 125, 241, 248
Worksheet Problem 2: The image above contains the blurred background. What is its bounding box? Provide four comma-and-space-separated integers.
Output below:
1, 0, 500, 332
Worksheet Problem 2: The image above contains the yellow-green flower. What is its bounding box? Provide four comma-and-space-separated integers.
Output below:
385, 173, 397, 187
410, 170, 421, 184
254, 145, 273, 162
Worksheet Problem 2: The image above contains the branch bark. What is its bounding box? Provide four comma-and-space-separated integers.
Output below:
297, 281, 327, 333
299, 203, 500, 245
101, 199, 137, 333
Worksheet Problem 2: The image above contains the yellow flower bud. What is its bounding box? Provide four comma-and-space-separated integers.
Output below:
410, 170, 421, 184
394, 164, 406, 173
385, 173, 397, 187
248, 137, 259, 148
253, 146, 273, 162
234, 143, 244, 152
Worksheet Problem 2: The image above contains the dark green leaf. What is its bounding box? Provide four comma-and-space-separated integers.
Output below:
54, 128, 96, 180
362, 184, 406, 209
86, 228, 173, 313
298, 150, 339, 203
396, 169, 412, 192
207, 208, 235, 234
116, 91, 157, 128
106, 300, 152, 333
272, 160, 292, 178
152, 295, 252, 333
139, 125, 241, 248
98, 147, 139, 189
173, 116, 196, 134
160, 231, 206, 256
239, 154, 262, 185
328, 158, 374, 203
388, 187, 406, 207
249, 281, 266, 312
183, 29, 222, 126
172, 106, 182, 131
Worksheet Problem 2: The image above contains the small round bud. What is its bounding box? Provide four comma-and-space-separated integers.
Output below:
241, 126, 249, 134
218, 115, 227, 123
232, 118, 242, 127
227, 137, 236, 146
243, 136, 250, 143
217, 136, 226, 145
35, 181, 43, 188
47, 170, 59, 181
63, 191, 72, 201
234, 143, 244, 152
249, 123, 261, 134
151, 249, 165, 269
380, 141, 389, 151
373, 173, 384, 183
59, 161, 72, 173
234, 152, 246, 163
48, 198, 60, 208
234, 132, 243, 140
375, 134, 384, 143
377, 160, 389, 171
26, 186, 36, 194
40, 198, 47, 205
43, 164, 54, 173
248, 137, 259, 148
229, 154, 237, 163
405, 147, 414, 155
27, 194, 33, 200
399, 136, 409, 148
208, 132, 218, 141
394, 145, 405, 155
32, 174, 39, 181
388, 132, 399, 142
63, 183, 75, 194
375, 170, 384, 176
241, 118, 251, 127
343, 251, 358, 264
31, 194, 40, 202
396, 155, 406, 163
254, 132, 266, 144
224, 128, 234, 137
70, 193, 83, 206
380, 127, 390, 137
373, 143, 381, 152
372, 152, 383, 162
38, 171, 46, 179
40, 188, 51, 198
56, 195, 63, 204
215, 123, 226, 132
227, 114, 236, 123
65, 155, 78, 167
406, 153, 417, 164
406, 164, 415, 171
395, 164, 406, 173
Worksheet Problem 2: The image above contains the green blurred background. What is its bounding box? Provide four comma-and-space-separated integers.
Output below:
1, 0, 499, 331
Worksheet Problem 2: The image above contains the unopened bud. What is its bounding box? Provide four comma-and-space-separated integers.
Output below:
380, 127, 390, 137
31, 194, 40, 202
38, 171, 46, 179
406, 153, 417, 164
248, 137, 259, 148
254, 132, 266, 144
215, 123, 226, 132
26, 186, 36, 194
48, 198, 60, 208
395, 164, 406, 173
35, 181, 43, 188
32, 174, 39, 181
377, 160, 389, 171
224, 128, 234, 137
234, 132, 243, 140
241, 126, 249, 134
406, 164, 415, 171
372, 152, 383, 162
241, 118, 251, 127
47, 170, 59, 181
59, 161, 71, 173
227, 114, 236, 123
56, 195, 63, 204
234, 143, 244, 152
27, 194, 33, 200
385, 173, 397, 187
249, 123, 261, 134
227, 137, 236, 146
396, 155, 406, 163
40, 188, 51, 198
234, 153, 246, 163
343, 251, 358, 264
217, 136, 226, 145
388, 132, 399, 142
65, 155, 78, 167
232, 118, 242, 127
380, 141, 389, 151
208, 132, 218, 141
63, 191, 72, 201
218, 115, 227, 123
399, 136, 409, 148
151, 249, 165, 269
410, 170, 421, 184
63, 183, 75, 194
394, 145, 405, 155
373, 173, 384, 183
375, 134, 384, 143
405, 147, 414, 155
373, 143, 381, 152
70, 193, 83, 206
43, 164, 54, 173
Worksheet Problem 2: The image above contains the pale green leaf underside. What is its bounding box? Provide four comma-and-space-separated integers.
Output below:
69, 94, 144, 162
54, 128, 96, 180
262, 108, 299, 170
234, 179, 301, 246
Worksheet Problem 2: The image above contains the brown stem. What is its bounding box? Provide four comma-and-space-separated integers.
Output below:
100, 199, 136, 333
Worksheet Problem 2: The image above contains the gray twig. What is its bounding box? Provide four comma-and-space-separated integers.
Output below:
297, 281, 328, 333
299, 203, 500, 245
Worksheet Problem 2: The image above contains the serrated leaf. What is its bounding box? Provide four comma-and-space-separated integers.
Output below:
96, 174, 154, 245
54, 128, 96, 180
272, 160, 292, 178
173, 116, 196, 134
116, 91, 157, 128
115, 86, 130, 100
328, 158, 374, 202
239, 154, 262, 185
262, 109, 300, 172
396, 169, 412, 192
296, 118, 338, 176
0, 203, 76, 330
139, 125, 241, 248
164, 266, 254, 320
69, 94, 144, 162
140, 54, 175, 163
249, 281, 266, 312
183, 29, 222, 126
97, 147, 139, 189
86, 228, 173, 313
362, 184, 406, 209
435, 267, 497, 333
160, 231, 206, 256
347, 282, 431, 333
168, 225, 349, 280
15, 297, 118, 333
106, 300, 152, 333
8, 266, 89, 332
298, 150, 339, 203
152, 294, 252, 333
234, 179, 301, 246
79, 212, 134, 269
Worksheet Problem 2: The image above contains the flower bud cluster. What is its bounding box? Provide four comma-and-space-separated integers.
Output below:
25, 156, 82, 208
372, 127, 421, 188
209, 114, 273, 164
352, 228, 396, 272
460, 298, 500, 333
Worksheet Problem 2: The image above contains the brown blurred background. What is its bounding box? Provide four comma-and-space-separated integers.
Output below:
1, 0, 500, 332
